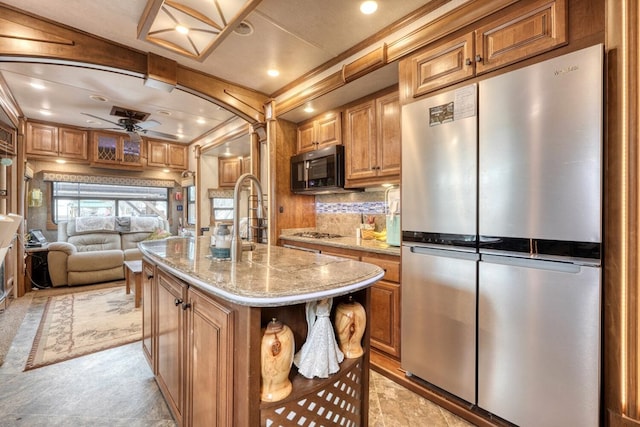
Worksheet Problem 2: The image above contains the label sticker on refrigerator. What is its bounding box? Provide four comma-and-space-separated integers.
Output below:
454, 84, 477, 120
429, 102, 454, 127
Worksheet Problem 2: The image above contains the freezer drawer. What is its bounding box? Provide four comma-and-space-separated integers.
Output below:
401, 245, 477, 404
478, 256, 601, 427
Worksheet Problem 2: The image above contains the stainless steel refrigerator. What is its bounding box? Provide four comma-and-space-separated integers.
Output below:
401, 44, 603, 427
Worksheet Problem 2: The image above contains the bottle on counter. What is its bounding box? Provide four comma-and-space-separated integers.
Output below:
260, 318, 295, 402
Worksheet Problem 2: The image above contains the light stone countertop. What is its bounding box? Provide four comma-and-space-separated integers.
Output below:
279, 230, 401, 257
139, 236, 384, 307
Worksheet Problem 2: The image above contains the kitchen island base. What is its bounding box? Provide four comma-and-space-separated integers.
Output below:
140, 240, 379, 427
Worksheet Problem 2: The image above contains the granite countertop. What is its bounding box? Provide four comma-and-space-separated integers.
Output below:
139, 236, 384, 307
279, 230, 401, 257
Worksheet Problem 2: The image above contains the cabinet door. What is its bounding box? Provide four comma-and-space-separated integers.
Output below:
369, 280, 401, 358
316, 112, 342, 147
345, 100, 377, 180
147, 141, 168, 167
186, 287, 234, 427
474, 0, 567, 74
156, 270, 187, 426
26, 122, 59, 156
58, 127, 88, 160
93, 132, 120, 164
376, 92, 401, 177
168, 144, 187, 169
296, 120, 316, 153
408, 33, 475, 98
218, 157, 242, 187
361, 256, 401, 358
121, 137, 143, 166
142, 260, 155, 371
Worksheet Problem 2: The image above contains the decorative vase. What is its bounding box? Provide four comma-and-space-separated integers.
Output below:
334, 297, 366, 358
260, 318, 294, 402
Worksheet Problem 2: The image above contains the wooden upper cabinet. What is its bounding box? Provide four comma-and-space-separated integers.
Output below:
409, 33, 475, 99
345, 91, 400, 186
376, 92, 401, 178
345, 100, 376, 181
475, 0, 567, 74
58, 127, 88, 160
26, 122, 88, 161
218, 157, 243, 188
91, 131, 144, 169
26, 122, 58, 156
401, 0, 567, 98
148, 140, 187, 170
296, 111, 342, 153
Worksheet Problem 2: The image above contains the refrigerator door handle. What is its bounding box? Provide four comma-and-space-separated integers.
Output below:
409, 245, 480, 261
481, 254, 582, 274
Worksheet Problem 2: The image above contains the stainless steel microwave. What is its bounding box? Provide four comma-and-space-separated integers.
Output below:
290, 145, 348, 194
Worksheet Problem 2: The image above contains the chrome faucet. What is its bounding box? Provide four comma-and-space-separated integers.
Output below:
231, 173, 264, 262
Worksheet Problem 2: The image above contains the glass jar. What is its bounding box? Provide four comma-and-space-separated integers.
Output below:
211, 223, 231, 259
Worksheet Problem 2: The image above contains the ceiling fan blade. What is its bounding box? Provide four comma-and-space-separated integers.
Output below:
145, 129, 179, 140
136, 119, 160, 130
81, 112, 122, 127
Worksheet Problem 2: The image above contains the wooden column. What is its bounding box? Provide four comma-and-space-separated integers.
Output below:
604, 0, 640, 425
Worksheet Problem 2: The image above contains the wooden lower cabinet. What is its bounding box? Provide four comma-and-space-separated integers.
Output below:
142, 260, 155, 371
156, 270, 187, 426
186, 287, 234, 426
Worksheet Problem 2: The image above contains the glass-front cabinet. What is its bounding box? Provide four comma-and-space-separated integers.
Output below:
91, 131, 143, 168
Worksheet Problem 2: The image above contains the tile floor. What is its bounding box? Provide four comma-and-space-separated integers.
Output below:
0, 291, 474, 426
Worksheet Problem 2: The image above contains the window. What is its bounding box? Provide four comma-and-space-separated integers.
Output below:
212, 197, 234, 222
186, 186, 196, 225
52, 182, 169, 223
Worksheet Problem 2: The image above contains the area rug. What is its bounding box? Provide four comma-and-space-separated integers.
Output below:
25, 286, 141, 370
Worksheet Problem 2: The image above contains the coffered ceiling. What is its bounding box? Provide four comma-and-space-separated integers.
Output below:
0, 0, 461, 154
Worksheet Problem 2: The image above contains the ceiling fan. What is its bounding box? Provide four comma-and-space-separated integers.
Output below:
81, 106, 178, 142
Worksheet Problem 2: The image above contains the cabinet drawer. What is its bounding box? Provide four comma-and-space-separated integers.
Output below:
361, 256, 400, 283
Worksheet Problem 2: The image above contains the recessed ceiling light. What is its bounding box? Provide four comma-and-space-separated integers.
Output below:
30, 82, 45, 90
267, 69, 280, 77
157, 110, 172, 116
234, 21, 254, 36
304, 105, 315, 113
86, 119, 100, 125
360, 1, 378, 14
175, 25, 189, 35
90, 94, 108, 102
196, 118, 206, 124
40, 109, 52, 116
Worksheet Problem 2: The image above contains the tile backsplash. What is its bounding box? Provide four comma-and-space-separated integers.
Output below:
315, 192, 388, 236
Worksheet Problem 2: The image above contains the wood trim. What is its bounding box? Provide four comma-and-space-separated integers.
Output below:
0, 73, 21, 127
604, 0, 640, 424
342, 45, 387, 83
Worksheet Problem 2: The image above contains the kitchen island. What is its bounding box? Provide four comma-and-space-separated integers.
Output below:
139, 236, 384, 427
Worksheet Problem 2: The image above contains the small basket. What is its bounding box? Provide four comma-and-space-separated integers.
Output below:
360, 229, 375, 240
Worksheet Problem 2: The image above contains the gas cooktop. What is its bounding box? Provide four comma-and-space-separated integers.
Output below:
292, 231, 343, 239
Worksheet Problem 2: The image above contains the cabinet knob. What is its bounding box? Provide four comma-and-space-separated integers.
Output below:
181, 302, 191, 311
465, 58, 472, 66
146, 274, 154, 279
174, 298, 183, 306
475, 54, 483, 63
